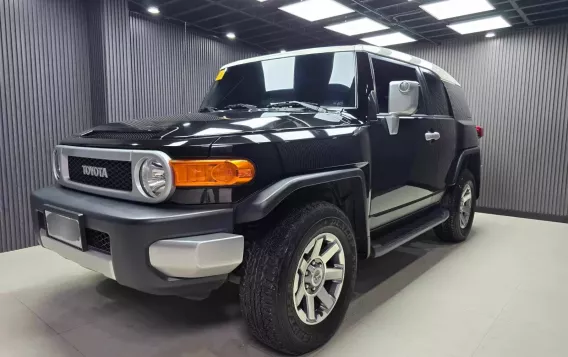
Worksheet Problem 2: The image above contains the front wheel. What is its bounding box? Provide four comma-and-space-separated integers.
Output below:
435, 169, 476, 242
239, 201, 357, 355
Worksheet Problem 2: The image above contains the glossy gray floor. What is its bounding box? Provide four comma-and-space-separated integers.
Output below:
1, 213, 568, 357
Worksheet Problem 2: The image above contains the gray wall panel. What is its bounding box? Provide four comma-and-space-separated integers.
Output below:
86, 0, 132, 124
0, 0, 92, 251
130, 15, 187, 117
399, 24, 568, 218
104, 0, 133, 123
130, 14, 259, 117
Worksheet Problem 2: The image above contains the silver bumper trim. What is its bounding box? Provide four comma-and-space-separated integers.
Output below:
40, 231, 116, 280
41, 230, 243, 280
149, 233, 244, 278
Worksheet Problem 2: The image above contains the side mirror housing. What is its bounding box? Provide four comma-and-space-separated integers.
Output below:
385, 80, 420, 135
367, 90, 378, 120
389, 80, 420, 115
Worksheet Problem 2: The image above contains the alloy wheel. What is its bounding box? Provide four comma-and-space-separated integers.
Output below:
293, 233, 345, 325
459, 184, 473, 229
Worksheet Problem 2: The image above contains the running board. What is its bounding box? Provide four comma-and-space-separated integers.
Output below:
370, 208, 449, 258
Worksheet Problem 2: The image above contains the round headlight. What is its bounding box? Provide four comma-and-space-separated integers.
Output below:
52, 147, 61, 180
139, 159, 168, 198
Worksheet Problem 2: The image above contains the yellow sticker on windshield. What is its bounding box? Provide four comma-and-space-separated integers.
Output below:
215, 68, 226, 81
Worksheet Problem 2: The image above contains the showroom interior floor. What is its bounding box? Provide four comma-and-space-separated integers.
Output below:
1, 213, 567, 357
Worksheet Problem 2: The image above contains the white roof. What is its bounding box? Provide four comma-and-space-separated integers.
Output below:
222, 45, 460, 86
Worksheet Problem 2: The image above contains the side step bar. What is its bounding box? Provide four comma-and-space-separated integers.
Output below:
370, 208, 449, 258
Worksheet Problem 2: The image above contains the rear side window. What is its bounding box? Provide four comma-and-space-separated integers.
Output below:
445, 83, 472, 120
422, 69, 451, 116
371, 57, 425, 115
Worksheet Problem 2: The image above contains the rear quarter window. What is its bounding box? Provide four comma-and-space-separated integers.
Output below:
444, 83, 472, 120
422, 69, 451, 116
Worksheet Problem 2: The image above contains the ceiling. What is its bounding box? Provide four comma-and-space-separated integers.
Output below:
128, 0, 568, 52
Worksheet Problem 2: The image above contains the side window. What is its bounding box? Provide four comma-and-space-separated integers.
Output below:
371, 57, 425, 114
422, 70, 451, 116
445, 82, 471, 119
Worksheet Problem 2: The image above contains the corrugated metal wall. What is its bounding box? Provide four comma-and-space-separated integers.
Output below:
400, 24, 568, 219
130, 15, 187, 117
86, 0, 133, 124
130, 14, 259, 117
0, 0, 92, 251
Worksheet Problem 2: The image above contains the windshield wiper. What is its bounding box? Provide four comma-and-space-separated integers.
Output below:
198, 106, 218, 113
266, 101, 328, 113
223, 103, 257, 110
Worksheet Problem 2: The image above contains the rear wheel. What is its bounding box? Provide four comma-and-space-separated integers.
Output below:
239, 201, 356, 355
435, 169, 476, 242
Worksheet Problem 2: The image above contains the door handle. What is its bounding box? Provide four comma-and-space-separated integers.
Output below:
425, 131, 440, 142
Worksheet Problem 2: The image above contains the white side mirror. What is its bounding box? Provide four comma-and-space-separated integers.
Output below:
385, 81, 420, 135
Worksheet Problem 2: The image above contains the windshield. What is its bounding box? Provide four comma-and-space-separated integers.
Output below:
200, 51, 357, 111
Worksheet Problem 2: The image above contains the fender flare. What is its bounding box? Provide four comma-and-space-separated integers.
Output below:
235, 167, 371, 257
447, 147, 481, 196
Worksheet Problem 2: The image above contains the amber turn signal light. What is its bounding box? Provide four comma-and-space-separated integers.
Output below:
170, 159, 255, 187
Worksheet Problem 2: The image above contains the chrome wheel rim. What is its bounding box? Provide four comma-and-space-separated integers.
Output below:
459, 184, 473, 229
293, 233, 345, 325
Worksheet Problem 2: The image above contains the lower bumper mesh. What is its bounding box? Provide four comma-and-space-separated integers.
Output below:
86, 229, 111, 255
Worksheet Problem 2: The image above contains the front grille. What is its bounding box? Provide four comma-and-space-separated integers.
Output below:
86, 229, 111, 255
82, 131, 159, 140
68, 156, 132, 191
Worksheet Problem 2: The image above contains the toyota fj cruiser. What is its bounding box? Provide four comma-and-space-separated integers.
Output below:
31, 45, 481, 355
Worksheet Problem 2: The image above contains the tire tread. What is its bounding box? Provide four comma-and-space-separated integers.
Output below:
239, 201, 355, 355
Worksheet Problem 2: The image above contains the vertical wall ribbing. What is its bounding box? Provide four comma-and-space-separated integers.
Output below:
0, 0, 91, 251
86, 0, 132, 124
129, 14, 259, 116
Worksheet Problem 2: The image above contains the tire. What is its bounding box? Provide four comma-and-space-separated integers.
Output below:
239, 201, 357, 355
435, 169, 476, 242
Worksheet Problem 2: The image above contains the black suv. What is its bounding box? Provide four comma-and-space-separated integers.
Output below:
31, 45, 481, 355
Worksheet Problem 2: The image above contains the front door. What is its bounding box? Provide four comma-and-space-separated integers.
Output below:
368, 56, 440, 229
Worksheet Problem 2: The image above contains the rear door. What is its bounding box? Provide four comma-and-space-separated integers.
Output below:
420, 68, 457, 191
368, 56, 440, 228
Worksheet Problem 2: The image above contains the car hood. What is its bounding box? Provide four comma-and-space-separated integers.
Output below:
81, 110, 358, 139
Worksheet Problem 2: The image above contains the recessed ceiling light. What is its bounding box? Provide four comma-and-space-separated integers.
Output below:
325, 18, 388, 36
279, 0, 354, 22
226, 32, 236, 39
361, 32, 416, 47
420, 0, 494, 20
448, 16, 511, 35
485, 31, 496, 38
147, 6, 160, 15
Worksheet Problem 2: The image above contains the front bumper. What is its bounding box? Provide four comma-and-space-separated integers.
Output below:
31, 186, 243, 298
